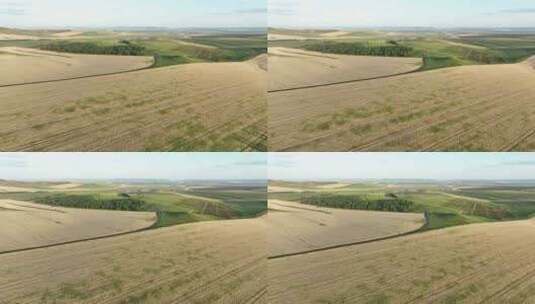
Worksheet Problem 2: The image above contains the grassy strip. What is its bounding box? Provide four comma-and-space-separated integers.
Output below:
153, 211, 196, 228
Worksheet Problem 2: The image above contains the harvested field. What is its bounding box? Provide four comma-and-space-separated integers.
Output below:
48, 183, 83, 189
268, 47, 422, 91
0, 34, 38, 40
268, 34, 309, 41
317, 183, 350, 189
0, 181, 94, 193
51, 31, 83, 38
268, 30, 354, 41
0, 55, 266, 151
0, 217, 267, 304
176, 40, 217, 49
0, 185, 40, 193
269, 219, 535, 304
268, 186, 304, 193
0, 199, 156, 252
268, 200, 424, 257
269, 56, 535, 151
0, 47, 154, 86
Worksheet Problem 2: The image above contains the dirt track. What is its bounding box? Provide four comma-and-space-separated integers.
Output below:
269, 56, 535, 151
269, 219, 535, 304
0, 217, 267, 304
0, 56, 266, 152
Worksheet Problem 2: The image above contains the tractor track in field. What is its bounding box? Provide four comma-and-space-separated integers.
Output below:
500, 129, 535, 152
351, 90, 529, 152
1, 75, 265, 152
244, 286, 268, 304
171, 257, 265, 303
421, 97, 530, 151
279, 86, 526, 152
273, 92, 509, 152
477, 263, 535, 304
404, 251, 535, 304
271, 56, 535, 152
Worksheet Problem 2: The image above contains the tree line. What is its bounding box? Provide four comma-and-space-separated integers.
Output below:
40, 41, 147, 56
304, 42, 413, 57
34, 194, 149, 211
300, 193, 415, 212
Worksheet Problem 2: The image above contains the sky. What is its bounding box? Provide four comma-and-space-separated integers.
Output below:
0, 0, 266, 28
269, 153, 535, 181
0, 153, 267, 181
4, 153, 535, 181
269, 0, 535, 28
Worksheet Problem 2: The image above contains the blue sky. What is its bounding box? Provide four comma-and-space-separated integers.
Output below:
0, 153, 266, 181
270, 0, 535, 28
269, 153, 535, 180
0, 0, 266, 28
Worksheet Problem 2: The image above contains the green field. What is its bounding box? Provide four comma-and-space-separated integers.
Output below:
270, 181, 535, 230
0, 184, 267, 228
269, 29, 535, 71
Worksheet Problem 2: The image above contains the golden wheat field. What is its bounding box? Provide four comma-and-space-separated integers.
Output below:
268, 200, 424, 257
0, 199, 156, 252
0, 181, 94, 193
0, 47, 154, 86
268, 30, 354, 41
0, 217, 267, 304
269, 219, 535, 304
0, 33, 38, 40
0, 55, 267, 152
0, 185, 40, 193
268, 56, 535, 151
268, 47, 421, 91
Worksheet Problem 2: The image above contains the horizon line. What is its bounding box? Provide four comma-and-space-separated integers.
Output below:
269, 25, 535, 30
